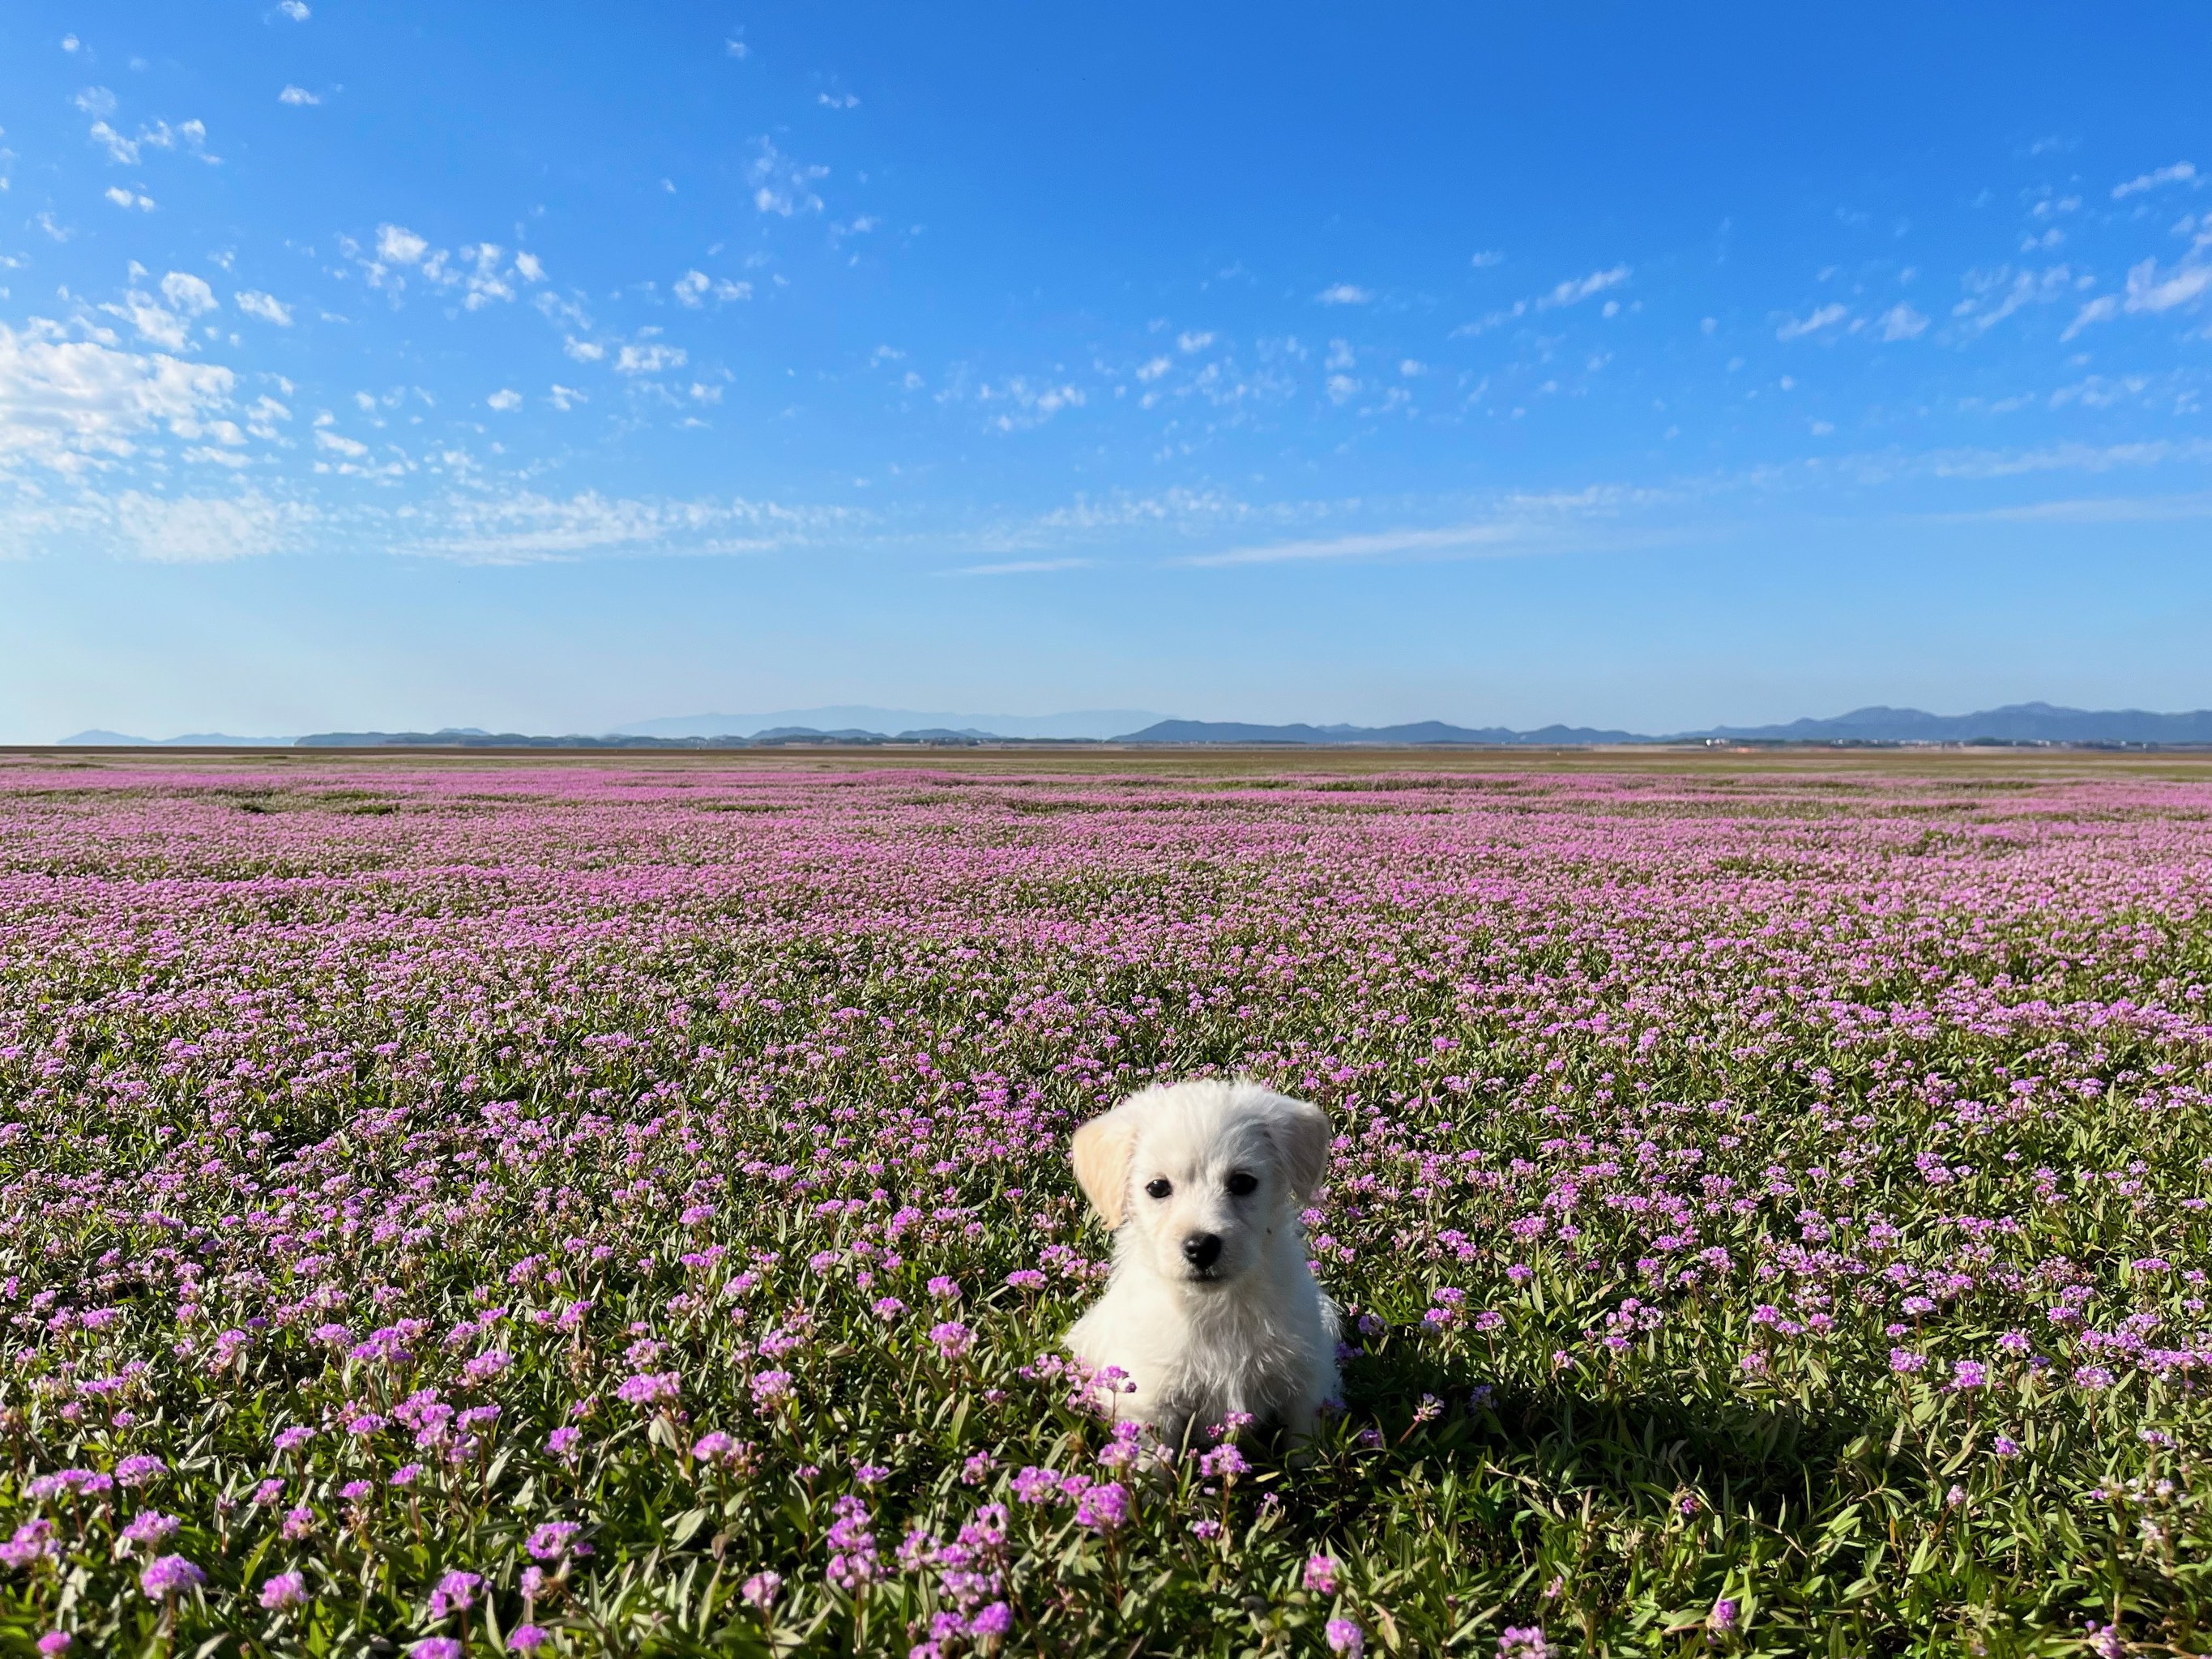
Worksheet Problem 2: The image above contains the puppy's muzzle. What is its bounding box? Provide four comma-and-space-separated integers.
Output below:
1181, 1232, 1223, 1276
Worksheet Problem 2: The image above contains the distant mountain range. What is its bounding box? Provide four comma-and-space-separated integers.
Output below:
614, 706, 1168, 740
45, 702, 2212, 748
56, 730, 297, 747
1118, 719, 1646, 745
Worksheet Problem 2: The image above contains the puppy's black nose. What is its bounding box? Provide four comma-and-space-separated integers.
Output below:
1182, 1233, 1223, 1270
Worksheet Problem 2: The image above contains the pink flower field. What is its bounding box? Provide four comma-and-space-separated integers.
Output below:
1, 759, 2210, 1656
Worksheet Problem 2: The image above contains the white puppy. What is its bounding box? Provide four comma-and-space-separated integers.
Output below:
1064, 1078, 1339, 1447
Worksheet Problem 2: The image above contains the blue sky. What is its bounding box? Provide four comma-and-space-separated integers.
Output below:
2, 2, 2210, 739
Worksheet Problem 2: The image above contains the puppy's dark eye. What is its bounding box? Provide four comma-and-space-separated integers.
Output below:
1144, 1178, 1172, 1200
1226, 1171, 1258, 1197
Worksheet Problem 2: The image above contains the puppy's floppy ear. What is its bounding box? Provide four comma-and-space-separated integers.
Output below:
1071, 1101, 1143, 1230
1249, 1087, 1332, 1202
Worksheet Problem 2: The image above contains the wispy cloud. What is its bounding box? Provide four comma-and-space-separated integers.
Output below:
1776, 302, 1849, 340
1315, 284, 1372, 305
2112, 160, 2196, 199
941, 556, 1093, 577
1537, 265, 1630, 309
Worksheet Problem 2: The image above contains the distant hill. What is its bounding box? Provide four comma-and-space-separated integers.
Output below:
1114, 719, 1646, 745
617, 707, 1168, 740
57, 730, 297, 747
49, 702, 2212, 751
1694, 702, 2212, 744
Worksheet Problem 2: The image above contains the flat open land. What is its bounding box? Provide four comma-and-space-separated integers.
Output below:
2, 753, 2209, 1656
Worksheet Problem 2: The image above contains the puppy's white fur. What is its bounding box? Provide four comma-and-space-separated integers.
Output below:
1065, 1078, 1339, 1446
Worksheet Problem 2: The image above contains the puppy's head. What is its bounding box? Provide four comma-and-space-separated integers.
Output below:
1071, 1079, 1330, 1291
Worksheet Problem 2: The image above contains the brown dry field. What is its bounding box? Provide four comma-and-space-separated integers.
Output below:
7, 743, 2212, 783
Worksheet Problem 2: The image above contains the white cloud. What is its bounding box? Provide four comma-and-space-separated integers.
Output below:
112, 489, 305, 561
414, 489, 857, 562
105, 187, 156, 211
377, 224, 429, 266
1774, 302, 1849, 340
749, 139, 827, 215
563, 336, 605, 363
672, 270, 745, 307
1952, 264, 2076, 335
1874, 302, 1928, 341
90, 121, 139, 164
1135, 356, 1172, 382
1469, 250, 1504, 268
1178, 522, 1527, 567
278, 85, 320, 106
1316, 284, 1372, 305
614, 342, 687, 375
88, 111, 216, 168
1537, 265, 1630, 309
0, 319, 236, 475
2060, 255, 2212, 338
235, 290, 293, 326
548, 384, 587, 411
313, 429, 367, 458
279, 2, 311, 19
160, 271, 217, 315
513, 251, 545, 283
486, 388, 522, 412
943, 557, 1091, 577
2112, 161, 2196, 199
970, 377, 1085, 431
818, 92, 859, 109
1176, 330, 1215, 352
725, 36, 749, 58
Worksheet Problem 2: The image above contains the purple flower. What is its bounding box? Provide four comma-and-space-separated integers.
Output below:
1198, 1444, 1248, 1482
548, 1426, 582, 1456
927, 1277, 963, 1302
36, 1636, 70, 1657
429, 1569, 482, 1618
1304, 1555, 1341, 1594
1005, 1270, 1046, 1292
138, 1555, 205, 1599
113, 1455, 167, 1488
1710, 1599, 1739, 1631
390, 1463, 425, 1487
510, 1627, 551, 1653
751, 1370, 795, 1408
272, 1427, 315, 1454
120, 1512, 181, 1548
1497, 1627, 1550, 1659
2074, 1366, 2116, 1390
1889, 1349, 1926, 1375
741, 1569, 783, 1610
409, 1642, 463, 1659
1074, 1480, 1129, 1531
1949, 1360, 1988, 1391
1993, 1435, 2023, 1458
928, 1321, 974, 1360
969, 1601, 1014, 1638
258, 1571, 308, 1610
527, 1520, 587, 1561
870, 1296, 907, 1320
617, 1371, 681, 1408
1326, 1617, 1365, 1656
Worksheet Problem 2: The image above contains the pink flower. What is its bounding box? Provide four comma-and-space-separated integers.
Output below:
1326, 1618, 1364, 1655
928, 1321, 974, 1360
139, 1555, 205, 1599
1074, 1480, 1129, 1531
258, 1572, 308, 1610
741, 1569, 783, 1610
1304, 1555, 1340, 1594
